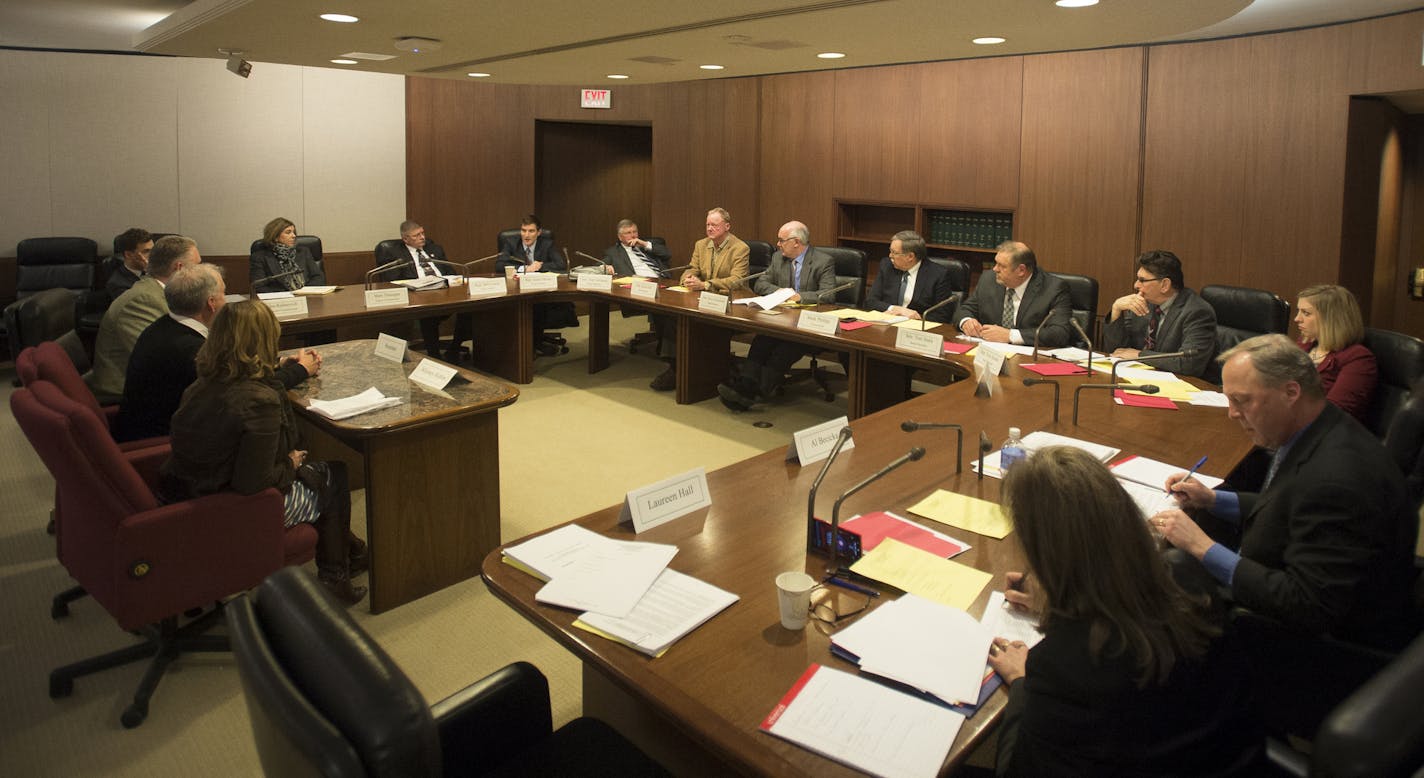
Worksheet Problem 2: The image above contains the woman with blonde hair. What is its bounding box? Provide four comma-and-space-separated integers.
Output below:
987, 447, 1260, 775
1295, 283, 1377, 422
249, 216, 325, 293
161, 300, 366, 604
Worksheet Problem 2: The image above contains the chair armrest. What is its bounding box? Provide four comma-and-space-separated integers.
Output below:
431, 661, 553, 774
123, 443, 173, 489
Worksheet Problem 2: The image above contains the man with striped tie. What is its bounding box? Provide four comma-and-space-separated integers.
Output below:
1103, 249, 1217, 378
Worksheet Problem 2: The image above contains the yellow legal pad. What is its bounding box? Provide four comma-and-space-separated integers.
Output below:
891, 319, 944, 330
1121, 378, 1200, 402
906, 489, 1013, 540
849, 538, 992, 611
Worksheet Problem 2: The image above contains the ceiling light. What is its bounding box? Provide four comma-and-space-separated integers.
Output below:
700, 64, 724, 70
1055, 0, 1098, 7
320, 13, 359, 23
817, 52, 846, 59
467, 72, 491, 78
330, 59, 358, 65
972, 37, 1006, 45
607, 74, 630, 79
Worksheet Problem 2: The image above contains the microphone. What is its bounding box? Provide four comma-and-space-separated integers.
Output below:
575, 250, 608, 267
365, 258, 407, 290
660, 263, 693, 280
806, 426, 854, 549
1022, 377, 1061, 423
812, 279, 857, 304
917, 292, 960, 330
251, 267, 305, 295
729, 270, 767, 290
458, 254, 500, 275
1030, 309, 1064, 363
826, 447, 925, 570
1073, 383, 1161, 424
562, 247, 573, 276
900, 421, 963, 473
1108, 349, 1199, 384
977, 431, 992, 481
1070, 318, 1096, 372
423, 257, 469, 282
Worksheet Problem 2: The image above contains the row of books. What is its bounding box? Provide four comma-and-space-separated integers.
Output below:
925, 210, 1012, 249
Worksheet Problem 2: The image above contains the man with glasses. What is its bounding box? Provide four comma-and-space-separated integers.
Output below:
864, 230, 956, 322
1103, 249, 1216, 377
377, 220, 472, 364
957, 241, 1072, 348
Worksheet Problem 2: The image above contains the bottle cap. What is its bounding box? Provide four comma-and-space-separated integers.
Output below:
1008, 427, 1021, 438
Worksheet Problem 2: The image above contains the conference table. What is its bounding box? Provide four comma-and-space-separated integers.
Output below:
480, 351, 1253, 776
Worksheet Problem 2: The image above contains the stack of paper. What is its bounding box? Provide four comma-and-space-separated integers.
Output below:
306, 387, 404, 420
292, 285, 337, 295
831, 594, 992, 704
392, 276, 449, 291
971, 430, 1121, 479
732, 287, 796, 310
1109, 455, 1223, 518
840, 511, 971, 558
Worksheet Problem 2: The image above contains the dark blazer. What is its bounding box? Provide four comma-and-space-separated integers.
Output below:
1102, 287, 1217, 377
956, 270, 1073, 347
249, 243, 325, 293
864, 258, 957, 323
162, 375, 300, 501
105, 263, 142, 300
997, 618, 1261, 776
603, 238, 670, 277
496, 234, 562, 273
1229, 403, 1418, 649
1306, 341, 1378, 424
377, 239, 448, 281
752, 247, 837, 300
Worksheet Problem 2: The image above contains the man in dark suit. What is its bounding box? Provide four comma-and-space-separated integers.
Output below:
497, 214, 571, 357
105, 227, 152, 299
864, 230, 957, 323
1102, 249, 1217, 377
957, 241, 1073, 348
602, 219, 670, 277
377, 220, 472, 363
112, 262, 317, 442
717, 220, 837, 411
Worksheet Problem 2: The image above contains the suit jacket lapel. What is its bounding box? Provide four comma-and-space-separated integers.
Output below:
1243, 408, 1334, 524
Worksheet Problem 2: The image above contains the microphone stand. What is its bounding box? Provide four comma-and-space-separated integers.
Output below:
251, 267, 305, 297
660, 263, 692, 281
1108, 349, 1196, 385
977, 432, 992, 481
1021, 378, 1061, 423
574, 250, 609, 273
1070, 319, 1096, 373
900, 421, 962, 473
1029, 310, 1063, 362
805, 427, 854, 550
813, 280, 857, 305
728, 270, 767, 291
918, 292, 960, 330
365, 258, 407, 290
827, 447, 925, 572
1073, 383, 1160, 424
458, 255, 500, 276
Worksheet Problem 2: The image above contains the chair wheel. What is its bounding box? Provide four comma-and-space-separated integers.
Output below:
51, 601, 69, 619
50, 674, 73, 698
559, 346, 569, 354
121, 703, 147, 728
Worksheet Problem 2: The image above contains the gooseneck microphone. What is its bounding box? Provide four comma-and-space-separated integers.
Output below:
918, 292, 960, 330
1030, 310, 1064, 363
458, 254, 500, 275
1022, 377, 1061, 423
729, 270, 767, 290
814, 279, 858, 304
251, 267, 306, 296
365, 258, 407, 290
1070, 318, 1096, 372
1073, 383, 1161, 424
574, 250, 609, 270
1108, 349, 1199, 385
826, 447, 925, 570
901, 420, 963, 473
806, 426, 854, 546
977, 431, 992, 481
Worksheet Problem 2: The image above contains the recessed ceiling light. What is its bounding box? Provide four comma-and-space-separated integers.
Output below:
330, 59, 358, 65
817, 52, 846, 59
972, 37, 1006, 45
607, 74, 630, 79
1055, 0, 1099, 7
700, 64, 724, 70
467, 72, 491, 78
319, 13, 359, 23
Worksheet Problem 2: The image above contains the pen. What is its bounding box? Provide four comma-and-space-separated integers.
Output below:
1179, 455, 1207, 488
824, 575, 881, 598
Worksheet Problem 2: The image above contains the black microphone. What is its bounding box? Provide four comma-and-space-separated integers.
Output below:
1030, 309, 1064, 363
458, 254, 501, 275
250, 267, 305, 296
901, 421, 963, 473
977, 431, 992, 481
806, 426, 854, 548
660, 263, 693, 280
918, 292, 961, 330
1108, 349, 1199, 385
1022, 377, 1061, 423
1070, 318, 1096, 373
826, 447, 926, 570
365, 258, 408, 290
1073, 382, 1161, 424
812, 279, 858, 304
729, 270, 767, 290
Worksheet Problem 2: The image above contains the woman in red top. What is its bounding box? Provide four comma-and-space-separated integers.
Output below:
1295, 284, 1377, 424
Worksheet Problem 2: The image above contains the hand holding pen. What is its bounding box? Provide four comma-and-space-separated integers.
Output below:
1003, 571, 1033, 612
1165, 455, 1216, 510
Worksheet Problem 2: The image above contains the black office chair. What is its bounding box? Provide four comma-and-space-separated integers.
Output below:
3, 287, 78, 366
227, 567, 665, 778
495, 228, 574, 354
1384, 389, 1424, 513
745, 239, 773, 278
1200, 284, 1290, 384
624, 237, 672, 355
15, 237, 98, 298
801, 247, 867, 400
1049, 272, 1099, 349
1363, 327, 1424, 439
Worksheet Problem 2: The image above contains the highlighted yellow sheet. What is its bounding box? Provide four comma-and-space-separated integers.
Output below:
1121, 379, 1199, 402
892, 319, 944, 331
612, 276, 641, 285
853, 310, 907, 323
849, 538, 992, 610
665, 285, 690, 292
906, 489, 1013, 540
830, 308, 873, 319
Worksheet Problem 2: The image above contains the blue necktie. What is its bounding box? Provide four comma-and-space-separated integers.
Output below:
792, 257, 802, 293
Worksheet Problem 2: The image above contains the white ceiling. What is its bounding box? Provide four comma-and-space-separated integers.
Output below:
1, 0, 1421, 86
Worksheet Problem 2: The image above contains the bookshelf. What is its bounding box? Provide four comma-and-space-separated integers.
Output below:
835, 200, 1013, 267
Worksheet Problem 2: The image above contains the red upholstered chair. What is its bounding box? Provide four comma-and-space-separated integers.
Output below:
20, 340, 167, 449
11, 380, 317, 728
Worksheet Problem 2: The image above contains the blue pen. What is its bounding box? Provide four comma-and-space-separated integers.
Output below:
824, 575, 881, 598
1176, 455, 1207, 492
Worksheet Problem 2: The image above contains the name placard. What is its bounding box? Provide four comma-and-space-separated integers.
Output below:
262, 296, 309, 320
895, 326, 945, 357
373, 332, 406, 363
365, 287, 410, 309
698, 291, 729, 314
408, 358, 458, 391
787, 416, 854, 465
630, 279, 659, 300
519, 273, 559, 292
576, 272, 613, 292
796, 309, 839, 336
468, 277, 508, 298
619, 467, 712, 533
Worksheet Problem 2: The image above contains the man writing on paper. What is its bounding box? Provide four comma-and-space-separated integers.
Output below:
957, 241, 1072, 348
864, 230, 956, 323
1102, 249, 1216, 378
377, 220, 472, 364
651, 208, 749, 391
716, 221, 836, 412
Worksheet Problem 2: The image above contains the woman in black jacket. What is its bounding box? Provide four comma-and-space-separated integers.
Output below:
249, 216, 324, 293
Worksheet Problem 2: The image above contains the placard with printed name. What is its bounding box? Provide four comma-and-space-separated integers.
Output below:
408, 358, 458, 391
697, 291, 729, 314
373, 332, 406, 363
630, 279, 659, 300
365, 287, 410, 309
576, 272, 613, 292
895, 326, 945, 357
261, 296, 309, 320
786, 416, 855, 465
468, 277, 508, 298
796, 309, 839, 337
619, 467, 712, 533
519, 273, 559, 291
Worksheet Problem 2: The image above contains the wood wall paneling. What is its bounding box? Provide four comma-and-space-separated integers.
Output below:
1017, 47, 1143, 287
833, 66, 921, 202
758, 71, 837, 247
1340, 97, 1404, 322
1390, 115, 1424, 339
916, 57, 1024, 210
1351, 10, 1424, 96
535, 121, 652, 260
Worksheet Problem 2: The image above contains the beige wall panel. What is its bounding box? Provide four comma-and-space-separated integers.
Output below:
0, 52, 58, 249
916, 57, 1023, 210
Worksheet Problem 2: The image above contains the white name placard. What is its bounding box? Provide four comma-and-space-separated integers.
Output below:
373, 332, 407, 363
468, 277, 508, 298
576, 272, 613, 292
630, 279, 659, 300
698, 291, 729, 314
895, 326, 945, 357
408, 358, 458, 391
787, 416, 854, 465
365, 287, 410, 309
261, 296, 309, 320
796, 309, 840, 336
619, 467, 712, 533
519, 273, 559, 292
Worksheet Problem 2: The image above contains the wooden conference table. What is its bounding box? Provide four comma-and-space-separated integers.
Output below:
481, 356, 1252, 776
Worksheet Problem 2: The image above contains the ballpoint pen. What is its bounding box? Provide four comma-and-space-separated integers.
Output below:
823, 574, 881, 598
1179, 455, 1208, 488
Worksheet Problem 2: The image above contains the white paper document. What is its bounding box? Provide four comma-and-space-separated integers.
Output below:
761, 664, 963, 778
980, 591, 1044, 648
305, 387, 404, 420
1110, 455, 1224, 517
957, 336, 1038, 357
832, 595, 992, 705
972, 431, 1121, 479
576, 568, 739, 656
392, 276, 448, 291
256, 291, 295, 300
732, 287, 797, 310
292, 285, 337, 295
1188, 390, 1230, 407
503, 525, 611, 580
534, 537, 678, 618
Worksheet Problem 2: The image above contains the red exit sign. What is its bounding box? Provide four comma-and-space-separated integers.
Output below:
580, 88, 612, 109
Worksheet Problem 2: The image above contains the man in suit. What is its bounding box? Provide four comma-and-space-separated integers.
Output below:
717, 220, 837, 411
378, 220, 472, 363
105, 227, 152, 299
957, 241, 1073, 348
497, 214, 571, 357
864, 230, 957, 323
87, 235, 203, 401
1102, 249, 1217, 377
602, 219, 670, 277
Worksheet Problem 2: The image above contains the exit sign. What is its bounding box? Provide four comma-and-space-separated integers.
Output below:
581, 88, 612, 109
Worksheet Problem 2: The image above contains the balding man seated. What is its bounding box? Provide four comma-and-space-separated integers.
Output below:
956, 241, 1072, 348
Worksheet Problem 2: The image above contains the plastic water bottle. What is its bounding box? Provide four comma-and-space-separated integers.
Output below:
1000, 427, 1026, 474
